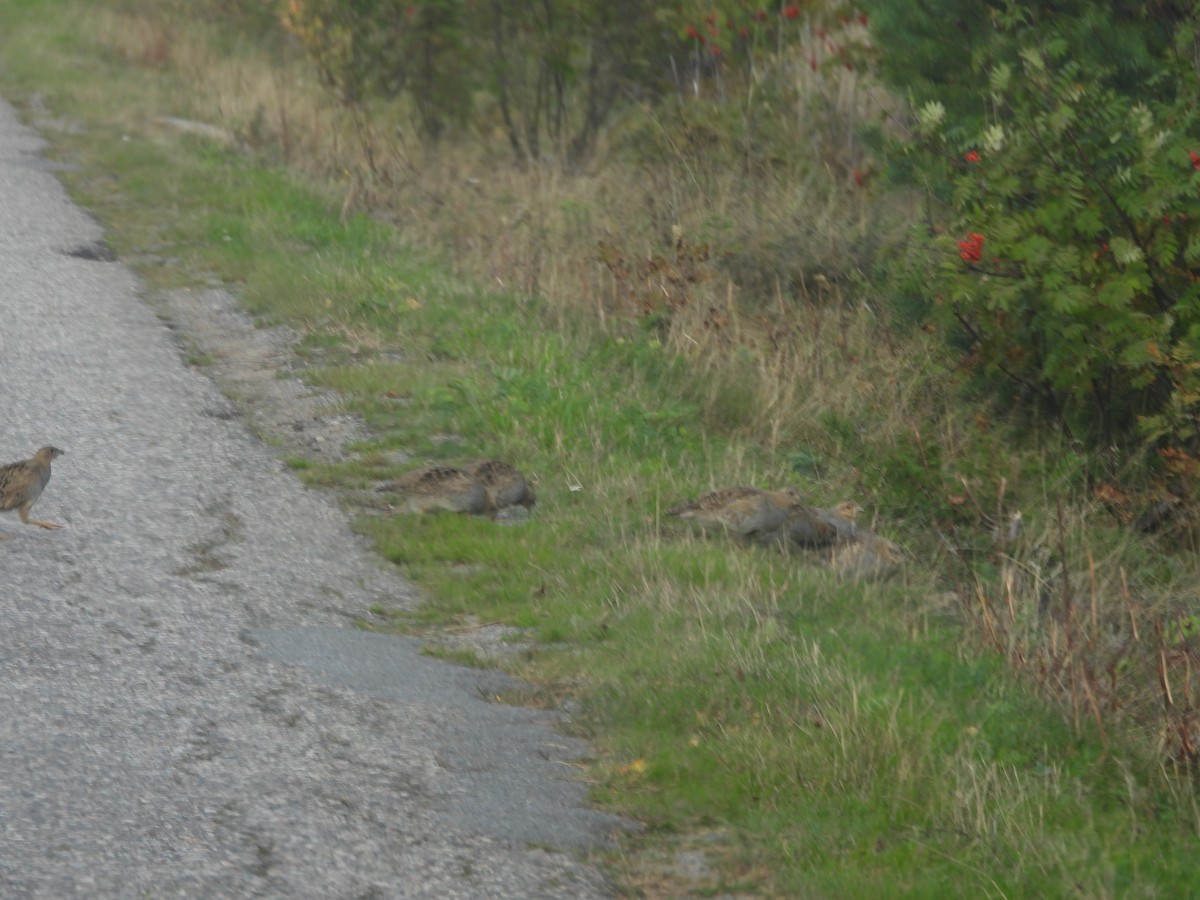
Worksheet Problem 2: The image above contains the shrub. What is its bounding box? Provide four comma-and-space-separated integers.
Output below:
886, 2, 1200, 452
280, 0, 679, 162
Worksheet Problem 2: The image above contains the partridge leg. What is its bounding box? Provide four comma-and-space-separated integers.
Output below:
19, 507, 62, 530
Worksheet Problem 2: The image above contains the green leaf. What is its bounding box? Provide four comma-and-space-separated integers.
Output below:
1109, 237, 1144, 265
1016, 234, 1053, 265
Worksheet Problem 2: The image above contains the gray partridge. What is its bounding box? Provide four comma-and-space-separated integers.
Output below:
464, 459, 535, 511
378, 465, 489, 515
830, 532, 904, 581
0, 446, 65, 539
787, 499, 859, 547
667, 486, 805, 544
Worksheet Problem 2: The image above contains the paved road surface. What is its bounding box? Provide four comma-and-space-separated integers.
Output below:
0, 97, 621, 898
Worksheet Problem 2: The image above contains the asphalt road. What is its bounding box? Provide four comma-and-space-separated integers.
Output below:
0, 97, 622, 898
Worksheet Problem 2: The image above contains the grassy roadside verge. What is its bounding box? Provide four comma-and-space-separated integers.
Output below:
4, 3, 1200, 896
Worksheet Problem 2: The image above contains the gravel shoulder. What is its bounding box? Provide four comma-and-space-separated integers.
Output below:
0, 97, 625, 898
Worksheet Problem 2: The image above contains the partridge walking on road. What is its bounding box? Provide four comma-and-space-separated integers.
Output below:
0, 446, 65, 539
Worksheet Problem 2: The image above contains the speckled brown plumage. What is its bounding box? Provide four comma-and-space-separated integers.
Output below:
378, 465, 490, 515
830, 532, 904, 581
0, 446, 65, 539
787, 499, 860, 547
464, 459, 535, 511
668, 486, 805, 543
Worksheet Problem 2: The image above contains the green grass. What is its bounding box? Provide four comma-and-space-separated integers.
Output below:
4, 3, 1200, 896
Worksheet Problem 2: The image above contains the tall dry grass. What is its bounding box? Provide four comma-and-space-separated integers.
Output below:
91, 10, 901, 296
948, 489, 1200, 770
91, 2, 937, 462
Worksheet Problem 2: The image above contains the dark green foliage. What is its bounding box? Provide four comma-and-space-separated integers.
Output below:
865, 0, 1194, 125
864, 0, 996, 123
880, 0, 1200, 450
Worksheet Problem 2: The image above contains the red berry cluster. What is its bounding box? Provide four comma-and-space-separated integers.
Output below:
958, 232, 985, 264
